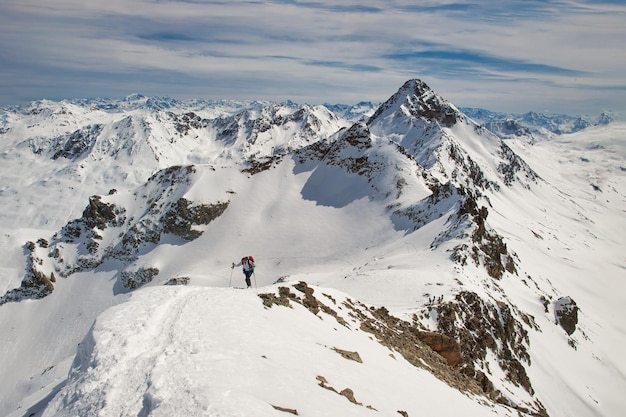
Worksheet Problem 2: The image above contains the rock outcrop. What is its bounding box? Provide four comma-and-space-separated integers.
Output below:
555, 296, 578, 335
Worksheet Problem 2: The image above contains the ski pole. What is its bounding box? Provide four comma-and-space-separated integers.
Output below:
253, 271, 257, 289
229, 265, 234, 287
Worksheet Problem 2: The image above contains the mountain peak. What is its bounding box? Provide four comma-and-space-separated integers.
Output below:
368, 79, 460, 127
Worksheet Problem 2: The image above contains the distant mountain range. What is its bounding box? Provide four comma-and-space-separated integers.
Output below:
4, 92, 611, 137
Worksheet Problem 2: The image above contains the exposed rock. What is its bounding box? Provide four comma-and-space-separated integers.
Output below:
453, 193, 517, 279
368, 79, 459, 127
259, 286, 297, 308
316, 376, 367, 408
339, 387, 361, 405
30, 124, 104, 160
293, 281, 320, 314
82, 195, 120, 230
432, 291, 545, 415
0, 242, 55, 305
169, 111, 209, 135
120, 267, 159, 290
416, 331, 461, 367
161, 197, 229, 240
393, 181, 459, 232
332, 347, 363, 363
447, 141, 498, 191
498, 141, 539, 186
294, 122, 383, 182
316, 375, 336, 392
147, 164, 196, 186
59, 197, 125, 241
261, 283, 483, 399
50, 196, 126, 276
555, 296, 578, 335
340, 122, 372, 150
243, 154, 284, 175
46, 164, 230, 280
271, 405, 299, 415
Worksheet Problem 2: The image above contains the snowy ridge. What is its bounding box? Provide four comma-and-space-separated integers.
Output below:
41, 283, 515, 417
0, 80, 625, 417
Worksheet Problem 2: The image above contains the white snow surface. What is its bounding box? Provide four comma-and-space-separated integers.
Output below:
0, 94, 625, 417
39, 285, 511, 417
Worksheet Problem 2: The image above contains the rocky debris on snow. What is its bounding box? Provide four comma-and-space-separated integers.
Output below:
328, 126, 379, 178
164, 276, 190, 286
0, 241, 55, 305
57, 195, 125, 244
337, 122, 373, 151
259, 286, 295, 308
148, 164, 196, 187
332, 347, 363, 363
554, 296, 578, 336
315, 375, 375, 409
271, 404, 299, 415
354, 302, 478, 395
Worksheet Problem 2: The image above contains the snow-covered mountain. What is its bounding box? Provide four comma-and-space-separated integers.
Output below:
461, 107, 614, 142
0, 80, 624, 417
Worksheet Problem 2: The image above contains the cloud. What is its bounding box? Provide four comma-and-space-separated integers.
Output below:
385, 48, 588, 77
0, 0, 625, 116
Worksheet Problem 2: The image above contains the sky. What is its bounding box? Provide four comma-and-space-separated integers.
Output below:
1, 0, 625, 117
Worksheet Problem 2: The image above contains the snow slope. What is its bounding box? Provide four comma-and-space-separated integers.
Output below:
38, 284, 515, 417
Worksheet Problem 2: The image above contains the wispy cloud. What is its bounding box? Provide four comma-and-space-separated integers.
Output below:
386, 49, 588, 77
1, 0, 625, 116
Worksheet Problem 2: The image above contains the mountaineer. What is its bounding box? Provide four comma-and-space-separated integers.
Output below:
231, 256, 255, 288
